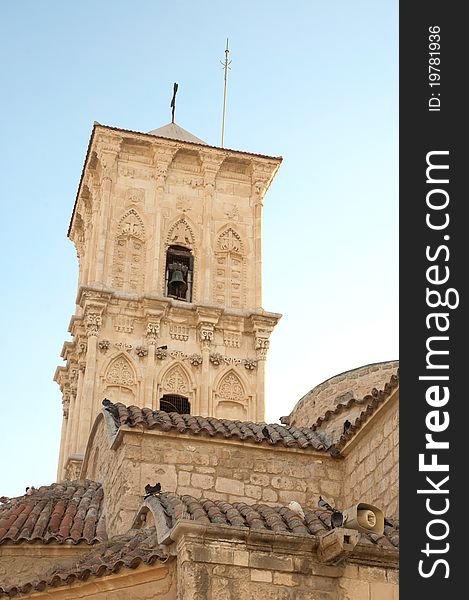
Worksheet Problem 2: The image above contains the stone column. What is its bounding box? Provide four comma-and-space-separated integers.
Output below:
201, 156, 223, 303
145, 321, 160, 408
56, 391, 70, 480
94, 142, 120, 285
150, 150, 173, 294
251, 168, 270, 309
76, 309, 102, 454
198, 323, 214, 416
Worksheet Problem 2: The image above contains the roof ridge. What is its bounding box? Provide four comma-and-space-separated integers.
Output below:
102, 401, 332, 453
311, 369, 400, 431
333, 371, 399, 451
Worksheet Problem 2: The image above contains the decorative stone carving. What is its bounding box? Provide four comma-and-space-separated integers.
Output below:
64, 459, 82, 481
217, 372, 244, 401
62, 393, 70, 418
166, 217, 194, 248
170, 324, 189, 341
112, 209, 145, 292
125, 187, 144, 205
114, 342, 133, 353
98, 339, 110, 353
114, 315, 134, 333
176, 195, 192, 213
255, 336, 270, 360
146, 322, 160, 344
156, 347, 168, 360
217, 228, 243, 253
223, 331, 241, 348
188, 354, 203, 366
119, 165, 155, 180
209, 352, 224, 366
214, 227, 245, 308
222, 356, 242, 367
105, 356, 135, 386
135, 346, 148, 358
244, 358, 258, 371
85, 312, 102, 337
162, 364, 189, 395
199, 323, 214, 348
225, 204, 239, 220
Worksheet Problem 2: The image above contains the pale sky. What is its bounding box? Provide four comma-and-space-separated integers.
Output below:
0, 1, 398, 498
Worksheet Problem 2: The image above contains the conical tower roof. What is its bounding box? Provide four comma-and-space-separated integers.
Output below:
147, 122, 207, 145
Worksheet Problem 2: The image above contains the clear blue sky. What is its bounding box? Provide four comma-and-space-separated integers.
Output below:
0, 1, 398, 498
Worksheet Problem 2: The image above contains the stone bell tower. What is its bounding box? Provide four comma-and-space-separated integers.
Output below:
54, 121, 282, 480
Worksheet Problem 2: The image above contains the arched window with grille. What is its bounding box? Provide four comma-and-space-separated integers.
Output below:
165, 245, 194, 302
159, 394, 191, 414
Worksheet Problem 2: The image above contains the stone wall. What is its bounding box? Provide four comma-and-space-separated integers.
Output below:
175, 531, 398, 600
342, 393, 399, 518
0, 544, 88, 587
83, 418, 344, 538
3, 563, 176, 599
289, 361, 398, 428
339, 564, 398, 600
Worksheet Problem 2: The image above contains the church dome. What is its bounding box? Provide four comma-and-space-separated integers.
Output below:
285, 360, 399, 429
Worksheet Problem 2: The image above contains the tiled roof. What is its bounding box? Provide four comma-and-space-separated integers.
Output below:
0, 527, 169, 597
0, 480, 106, 545
334, 371, 399, 450
152, 493, 399, 550
311, 371, 399, 432
105, 402, 331, 451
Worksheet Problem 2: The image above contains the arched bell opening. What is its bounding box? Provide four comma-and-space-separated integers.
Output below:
165, 245, 194, 302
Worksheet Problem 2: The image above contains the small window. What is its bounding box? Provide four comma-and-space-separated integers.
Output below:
160, 394, 191, 415
165, 245, 193, 302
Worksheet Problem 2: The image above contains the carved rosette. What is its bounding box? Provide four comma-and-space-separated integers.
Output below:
188, 354, 203, 367
209, 352, 224, 366
244, 358, 258, 371
135, 346, 148, 358
98, 339, 110, 353
156, 347, 168, 360
146, 322, 160, 345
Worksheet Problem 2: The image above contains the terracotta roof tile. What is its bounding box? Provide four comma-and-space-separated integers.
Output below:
104, 402, 332, 452
151, 492, 399, 550
311, 370, 399, 433
0, 481, 105, 545
0, 527, 169, 597
333, 371, 399, 451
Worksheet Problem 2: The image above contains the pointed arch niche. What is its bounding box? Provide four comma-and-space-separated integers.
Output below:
103, 354, 137, 405
213, 227, 246, 308
111, 209, 146, 292
157, 363, 195, 414
213, 369, 249, 421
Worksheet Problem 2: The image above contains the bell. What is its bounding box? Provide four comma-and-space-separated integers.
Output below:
168, 270, 187, 296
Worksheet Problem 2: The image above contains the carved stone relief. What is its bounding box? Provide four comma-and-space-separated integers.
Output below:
105, 356, 135, 386
161, 364, 189, 395
112, 209, 146, 292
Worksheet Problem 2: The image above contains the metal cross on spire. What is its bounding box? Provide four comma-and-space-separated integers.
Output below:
171, 82, 178, 124
220, 39, 231, 147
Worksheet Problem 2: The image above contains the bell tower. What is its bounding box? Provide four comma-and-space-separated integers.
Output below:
55, 121, 282, 480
